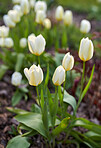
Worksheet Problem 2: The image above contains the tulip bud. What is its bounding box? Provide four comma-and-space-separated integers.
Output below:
24, 64, 43, 86
52, 65, 65, 86
0, 26, 9, 37
79, 37, 94, 61
80, 19, 91, 34
12, 0, 21, 4
36, 10, 46, 24
28, 34, 46, 56
55, 6, 64, 21
0, 38, 5, 47
62, 52, 74, 71
11, 72, 22, 86
35, 1, 47, 12
13, 5, 23, 17
64, 10, 73, 26
20, 38, 27, 48
5, 38, 14, 48
20, 0, 30, 15
43, 18, 51, 29
8, 10, 21, 23
3, 15, 16, 28
29, 0, 36, 9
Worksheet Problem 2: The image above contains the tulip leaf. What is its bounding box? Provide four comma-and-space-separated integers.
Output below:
0, 65, 8, 80
85, 131, 101, 141
12, 90, 23, 106
63, 90, 76, 111
15, 53, 25, 72
6, 135, 30, 148
6, 107, 29, 114
15, 112, 47, 137
44, 64, 49, 87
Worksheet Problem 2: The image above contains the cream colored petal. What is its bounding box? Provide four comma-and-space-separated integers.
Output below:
24, 68, 30, 81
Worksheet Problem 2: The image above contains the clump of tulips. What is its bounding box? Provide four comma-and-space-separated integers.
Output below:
7, 33, 101, 148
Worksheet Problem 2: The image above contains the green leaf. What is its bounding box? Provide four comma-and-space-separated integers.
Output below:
6, 107, 29, 114
6, 135, 30, 148
15, 53, 24, 72
40, 88, 44, 110
12, 91, 23, 106
44, 64, 49, 87
15, 112, 47, 137
31, 104, 41, 113
19, 87, 29, 93
0, 65, 8, 80
85, 131, 101, 141
63, 90, 76, 111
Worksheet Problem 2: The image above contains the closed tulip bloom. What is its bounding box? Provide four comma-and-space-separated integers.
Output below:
0, 26, 9, 37
0, 38, 5, 47
13, 5, 23, 17
80, 20, 91, 34
28, 34, 46, 56
43, 18, 51, 29
12, 0, 21, 4
64, 10, 73, 26
24, 64, 43, 86
20, 38, 27, 48
29, 0, 36, 9
62, 52, 74, 71
55, 6, 64, 21
21, 0, 30, 15
52, 65, 65, 86
3, 15, 16, 28
36, 10, 46, 24
35, 1, 47, 12
5, 38, 14, 48
8, 10, 21, 23
79, 37, 94, 61
11, 72, 22, 86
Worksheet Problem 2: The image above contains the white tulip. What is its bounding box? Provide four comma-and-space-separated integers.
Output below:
36, 10, 46, 24
11, 72, 22, 86
3, 15, 16, 28
20, 38, 27, 48
43, 18, 51, 29
0, 38, 5, 47
0, 26, 9, 37
62, 52, 74, 71
12, 0, 21, 4
20, 0, 30, 15
79, 37, 94, 61
5, 38, 14, 48
55, 6, 64, 21
13, 5, 23, 17
80, 19, 91, 34
35, 1, 47, 12
8, 10, 21, 23
28, 34, 46, 56
29, 0, 36, 9
24, 64, 43, 86
52, 65, 65, 86
64, 10, 73, 26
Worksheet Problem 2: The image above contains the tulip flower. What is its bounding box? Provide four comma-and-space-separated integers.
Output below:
11, 72, 22, 86
80, 19, 91, 34
8, 10, 21, 23
35, 1, 47, 12
29, 0, 36, 9
64, 10, 73, 26
20, 38, 27, 48
5, 38, 14, 48
12, 0, 21, 4
28, 34, 46, 56
3, 15, 16, 28
55, 6, 64, 21
79, 37, 94, 62
0, 26, 9, 38
13, 5, 23, 17
62, 52, 74, 71
35, 10, 46, 24
24, 64, 43, 86
52, 65, 65, 86
20, 0, 30, 15
0, 38, 5, 47
43, 18, 51, 29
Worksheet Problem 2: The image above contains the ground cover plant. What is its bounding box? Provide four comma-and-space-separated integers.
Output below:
0, 0, 101, 148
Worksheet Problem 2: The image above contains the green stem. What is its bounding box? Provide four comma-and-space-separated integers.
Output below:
75, 61, 85, 114
36, 86, 40, 106
38, 56, 40, 65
